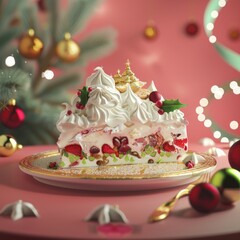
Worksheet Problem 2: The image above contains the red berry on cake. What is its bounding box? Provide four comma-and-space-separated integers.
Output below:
155, 100, 163, 108
76, 102, 85, 109
163, 142, 176, 152
90, 146, 100, 154
158, 109, 164, 115
119, 145, 131, 154
102, 144, 116, 154
77, 90, 81, 96
64, 144, 83, 158
66, 110, 72, 116
88, 87, 93, 92
69, 161, 79, 167
120, 136, 129, 146
113, 137, 121, 148
149, 91, 162, 103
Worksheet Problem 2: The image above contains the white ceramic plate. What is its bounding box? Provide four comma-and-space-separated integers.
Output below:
19, 150, 217, 191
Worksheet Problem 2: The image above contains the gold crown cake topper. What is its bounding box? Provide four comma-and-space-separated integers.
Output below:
113, 60, 150, 99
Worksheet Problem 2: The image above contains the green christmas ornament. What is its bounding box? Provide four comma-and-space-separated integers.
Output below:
210, 168, 240, 205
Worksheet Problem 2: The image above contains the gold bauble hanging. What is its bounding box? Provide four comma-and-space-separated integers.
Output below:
0, 134, 22, 157
18, 29, 44, 59
143, 21, 158, 40
56, 33, 80, 62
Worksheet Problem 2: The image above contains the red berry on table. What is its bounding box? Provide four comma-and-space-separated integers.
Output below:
158, 109, 164, 115
185, 160, 194, 169
112, 137, 121, 148
149, 91, 162, 103
48, 161, 58, 169
90, 146, 100, 154
189, 183, 220, 213
228, 140, 240, 171
155, 100, 163, 108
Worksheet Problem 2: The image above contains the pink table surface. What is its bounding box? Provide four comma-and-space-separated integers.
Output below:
0, 143, 239, 240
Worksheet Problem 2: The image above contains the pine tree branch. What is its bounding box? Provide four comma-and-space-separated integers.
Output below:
0, 68, 31, 101
58, 0, 101, 38
36, 72, 83, 97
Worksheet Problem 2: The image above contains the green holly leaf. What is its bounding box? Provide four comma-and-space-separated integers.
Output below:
78, 86, 90, 106
161, 99, 186, 113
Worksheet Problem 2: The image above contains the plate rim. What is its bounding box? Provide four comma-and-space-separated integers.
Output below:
19, 150, 217, 181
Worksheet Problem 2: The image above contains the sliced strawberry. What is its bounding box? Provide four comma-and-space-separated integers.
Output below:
102, 144, 116, 154
64, 144, 83, 159
173, 139, 186, 148
163, 142, 176, 152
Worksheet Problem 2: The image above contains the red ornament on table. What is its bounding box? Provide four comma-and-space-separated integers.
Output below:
0, 100, 25, 128
189, 182, 220, 213
185, 21, 199, 36
228, 140, 240, 171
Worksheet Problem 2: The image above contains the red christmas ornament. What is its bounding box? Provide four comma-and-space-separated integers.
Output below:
228, 140, 240, 171
37, 0, 47, 12
229, 29, 240, 41
185, 22, 199, 36
189, 182, 220, 213
0, 104, 25, 128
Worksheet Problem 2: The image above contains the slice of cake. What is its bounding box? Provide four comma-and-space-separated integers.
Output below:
56, 62, 188, 168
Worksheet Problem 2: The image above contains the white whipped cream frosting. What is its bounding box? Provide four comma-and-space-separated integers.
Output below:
57, 67, 186, 147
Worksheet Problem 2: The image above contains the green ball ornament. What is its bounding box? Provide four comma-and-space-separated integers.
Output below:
210, 168, 240, 204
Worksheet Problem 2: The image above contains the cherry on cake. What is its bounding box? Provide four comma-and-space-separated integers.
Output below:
56, 61, 188, 168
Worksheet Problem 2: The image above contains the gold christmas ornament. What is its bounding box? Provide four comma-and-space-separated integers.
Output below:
18, 29, 44, 59
210, 168, 240, 204
8, 98, 16, 106
56, 33, 80, 62
0, 134, 22, 157
144, 21, 158, 40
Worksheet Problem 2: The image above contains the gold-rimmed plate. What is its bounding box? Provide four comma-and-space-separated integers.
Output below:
19, 150, 217, 191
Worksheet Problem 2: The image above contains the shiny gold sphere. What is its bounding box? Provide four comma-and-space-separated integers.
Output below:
210, 168, 240, 204
0, 134, 22, 157
144, 24, 158, 40
56, 33, 80, 62
18, 29, 44, 59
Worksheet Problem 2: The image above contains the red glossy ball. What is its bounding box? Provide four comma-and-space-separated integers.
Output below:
149, 91, 162, 103
189, 183, 220, 213
228, 140, 240, 171
185, 22, 199, 36
0, 105, 25, 128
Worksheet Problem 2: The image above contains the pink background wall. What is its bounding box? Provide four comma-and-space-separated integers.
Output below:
80, 0, 240, 144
